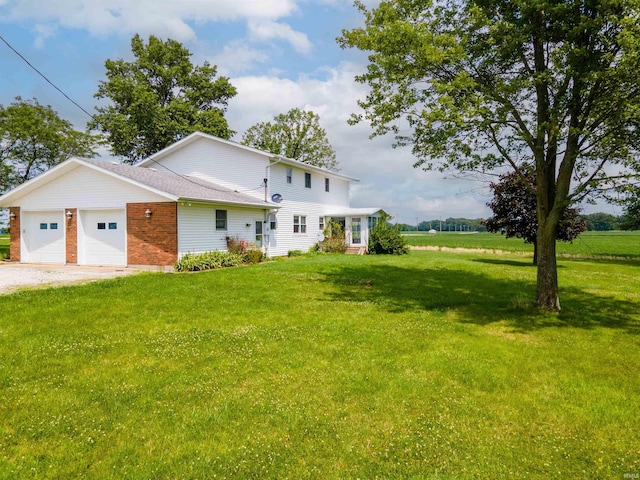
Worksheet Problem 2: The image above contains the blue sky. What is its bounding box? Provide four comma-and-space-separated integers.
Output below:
0, 0, 619, 223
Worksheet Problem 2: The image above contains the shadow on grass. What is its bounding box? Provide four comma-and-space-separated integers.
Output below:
472, 258, 539, 268
318, 262, 639, 334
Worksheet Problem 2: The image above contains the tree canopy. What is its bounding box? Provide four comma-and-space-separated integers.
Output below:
339, 0, 640, 310
1, 97, 98, 192
90, 34, 237, 163
241, 108, 338, 171
484, 169, 586, 264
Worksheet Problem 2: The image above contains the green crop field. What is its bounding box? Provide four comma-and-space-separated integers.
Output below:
404, 230, 640, 259
1, 251, 639, 478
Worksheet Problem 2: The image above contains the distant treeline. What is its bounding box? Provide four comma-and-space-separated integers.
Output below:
397, 212, 635, 232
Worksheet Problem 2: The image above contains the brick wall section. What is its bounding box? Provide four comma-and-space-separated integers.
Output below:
65, 208, 77, 264
9, 207, 20, 262
127, 202, 178, 266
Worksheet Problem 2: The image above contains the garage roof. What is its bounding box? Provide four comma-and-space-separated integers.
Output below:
0, 157, 278, 209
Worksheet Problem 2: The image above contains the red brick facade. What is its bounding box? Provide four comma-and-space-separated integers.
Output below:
9, 207, 20, 262
65, 208, 77, 264
127, 202, 178, 266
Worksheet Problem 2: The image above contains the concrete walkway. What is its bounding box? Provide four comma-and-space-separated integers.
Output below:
0, 262, 151, 295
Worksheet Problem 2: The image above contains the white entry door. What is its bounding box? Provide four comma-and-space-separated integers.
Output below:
79, 210, 126, 265
23, 211, 65, 263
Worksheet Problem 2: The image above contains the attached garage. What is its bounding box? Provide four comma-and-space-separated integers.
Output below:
22, 211, 65, 263
78, 209, 126, 266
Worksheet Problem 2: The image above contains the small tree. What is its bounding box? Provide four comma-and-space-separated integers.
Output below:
321, 220, 348, 253
1, 97, 98, 192
90, 34, 236, 163
369, 215, 408, 255
619, 189, 640, 230
242, 108, 338, 171
484, 170, 586, 264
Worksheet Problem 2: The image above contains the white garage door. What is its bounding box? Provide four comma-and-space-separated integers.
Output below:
23, 211, 65, 263
79, 210, 126, 266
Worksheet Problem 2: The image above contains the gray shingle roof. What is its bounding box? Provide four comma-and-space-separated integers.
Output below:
80, 158, 274, 208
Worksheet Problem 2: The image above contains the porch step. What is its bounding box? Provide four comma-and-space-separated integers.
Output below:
345, 246, 367, 255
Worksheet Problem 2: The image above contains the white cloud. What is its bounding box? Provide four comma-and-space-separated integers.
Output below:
2, 0, 300, 41
247, 20, 312, 54
209, 41, 269, 76
227, 62, 493, 221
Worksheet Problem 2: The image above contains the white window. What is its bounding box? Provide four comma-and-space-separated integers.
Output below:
305, 173, 311, 188
216, 210, 227, 230
293, 215, 307, 234
269, 213, 277, 230
319, 217, 325, 231
286, 168, 292, 184
325, 178, 330, 192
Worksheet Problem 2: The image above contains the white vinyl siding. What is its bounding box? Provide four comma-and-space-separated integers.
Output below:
178, 203, 266, 258
146, 137, 267, 201
14, 164, 167, 210
266, 162, 351, 256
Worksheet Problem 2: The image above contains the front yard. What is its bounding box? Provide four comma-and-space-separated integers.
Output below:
1, 251, 639, 478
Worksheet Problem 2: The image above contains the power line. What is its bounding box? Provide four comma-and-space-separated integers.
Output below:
0, 33, 95, 120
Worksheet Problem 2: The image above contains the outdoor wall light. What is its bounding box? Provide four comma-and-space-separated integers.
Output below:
9, 212, 16, 220
65, 210, 73, 218
145, 209, 152, 218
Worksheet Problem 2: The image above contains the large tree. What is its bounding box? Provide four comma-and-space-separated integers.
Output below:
90, 34, 237, 163
339, 0, 640, 310
241, 108, 338, 170
1, 97, 98, 192
484, 169, 587, 264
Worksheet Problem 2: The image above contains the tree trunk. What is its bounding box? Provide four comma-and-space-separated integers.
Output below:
536, 221, 560, 311
533, 243, 538, 266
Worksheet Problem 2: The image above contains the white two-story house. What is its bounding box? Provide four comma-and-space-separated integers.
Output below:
0, 132, 385, 267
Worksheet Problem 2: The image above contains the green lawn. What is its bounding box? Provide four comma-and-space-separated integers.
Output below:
1, 252, 639, 478
0, 234, 8, 259
405, 230, 640, 259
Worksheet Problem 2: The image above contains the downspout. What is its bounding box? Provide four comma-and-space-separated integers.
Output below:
264, 156, 284, 257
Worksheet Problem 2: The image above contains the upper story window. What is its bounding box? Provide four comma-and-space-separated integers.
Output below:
325, 178, 330, 192
286, 168, 292, 184
216, 209, 227, 230
305, 172, 311, 189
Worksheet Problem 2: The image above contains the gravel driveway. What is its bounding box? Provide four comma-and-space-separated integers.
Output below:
0, 262, 147, 295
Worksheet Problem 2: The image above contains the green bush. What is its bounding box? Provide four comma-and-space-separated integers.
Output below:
175, 251, 244, 272
321, 221, 348, 253
243, 249, 264, 264
288, 249, 304, 257
369, 220, 408, 255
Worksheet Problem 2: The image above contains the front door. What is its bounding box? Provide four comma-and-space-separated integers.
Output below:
255, 221, 263, 247
351, 217, 362, 244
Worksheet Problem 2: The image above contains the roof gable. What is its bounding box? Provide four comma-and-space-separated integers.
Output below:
0, 157, 278, 209
136, 131, 359, 182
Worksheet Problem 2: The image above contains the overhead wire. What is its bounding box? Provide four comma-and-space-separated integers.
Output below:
1, 33, 269, 199
0, 33, 95, 120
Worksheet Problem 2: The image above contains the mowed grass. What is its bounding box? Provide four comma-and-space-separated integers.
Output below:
1, 252, 639, 479
0, 234, 8, 258
405, 230, 640, 259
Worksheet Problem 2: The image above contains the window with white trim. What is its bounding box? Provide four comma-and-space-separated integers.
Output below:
293, 215, 307, 234
216, 209, 227, 230
304, 172, 311, 188
319, 217, 325, 231
286, 168, 292, 184
325, 178, 330, 192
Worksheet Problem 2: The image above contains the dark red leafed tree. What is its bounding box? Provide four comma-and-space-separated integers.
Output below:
484, 170, 586, 265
